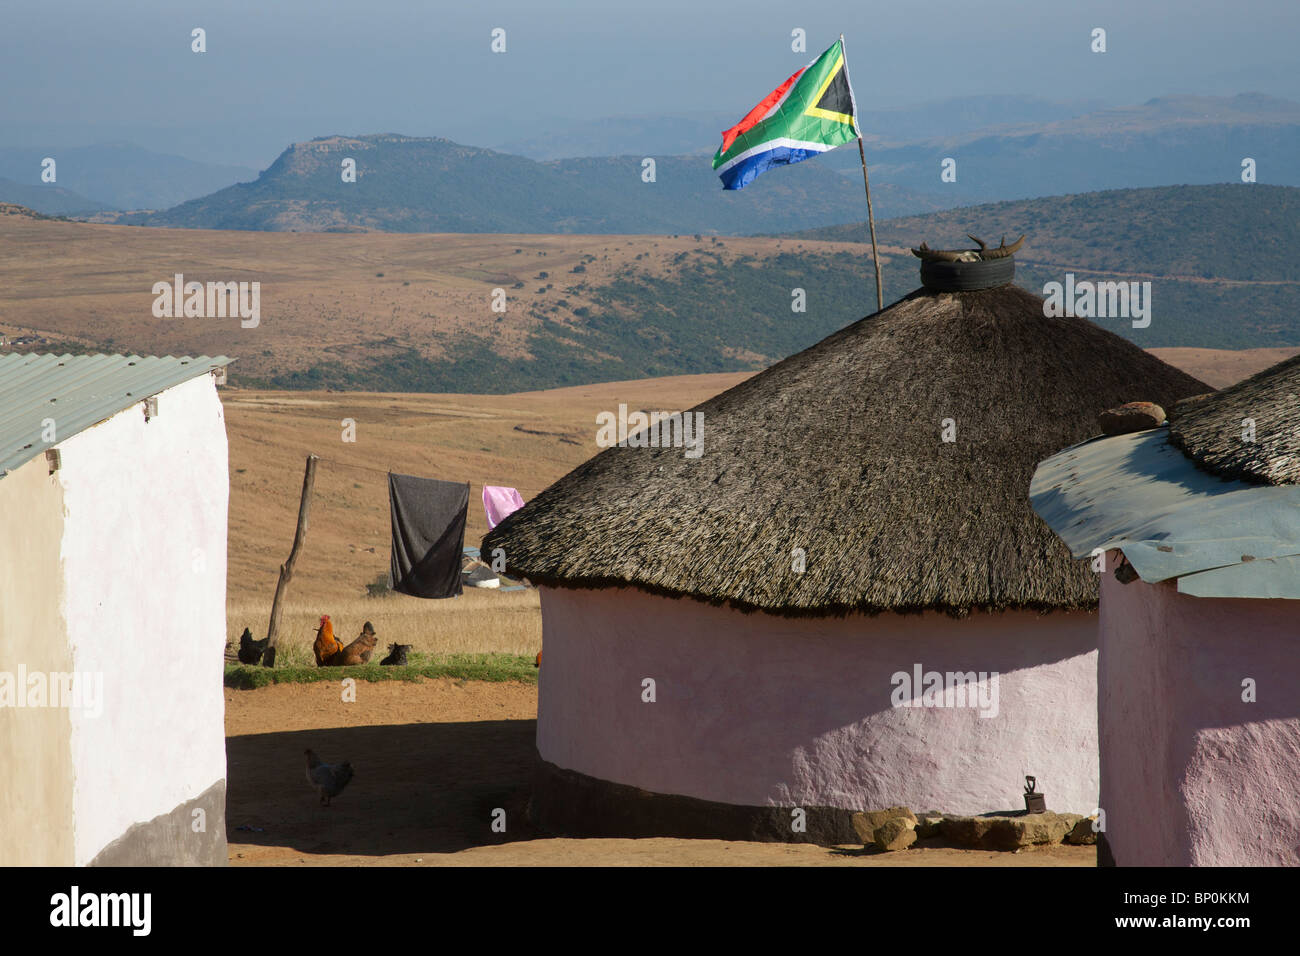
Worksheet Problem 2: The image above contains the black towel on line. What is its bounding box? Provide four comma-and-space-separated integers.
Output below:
388, 472, 469, 599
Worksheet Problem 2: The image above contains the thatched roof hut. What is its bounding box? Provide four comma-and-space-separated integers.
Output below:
488, 284, 1206, 615
493, 273, 1210, 839
1168, 351, 1300, 485
1032, 353, 1300, 866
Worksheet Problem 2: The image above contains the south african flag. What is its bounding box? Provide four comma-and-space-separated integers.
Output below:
712, 38, 861, 190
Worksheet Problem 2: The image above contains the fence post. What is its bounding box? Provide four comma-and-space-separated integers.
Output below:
263, 454, 318, 665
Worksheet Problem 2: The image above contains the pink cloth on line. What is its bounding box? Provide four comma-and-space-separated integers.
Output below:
483, 485, 525, 529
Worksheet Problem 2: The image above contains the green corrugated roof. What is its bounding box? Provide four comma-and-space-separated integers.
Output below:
0, 353, 232, 479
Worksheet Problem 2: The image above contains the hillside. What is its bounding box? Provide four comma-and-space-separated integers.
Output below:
0, 215, 908, 390
0, 202, 61, 221
0, 143, 257, 212
792, 184, 1300, 349
0, 177, 108, 216
2, 182, 1298, 393
108, 134, 944, 234
830, 93, 1300, 204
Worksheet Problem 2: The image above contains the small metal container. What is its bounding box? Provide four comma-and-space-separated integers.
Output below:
1024, 775, 1046, 813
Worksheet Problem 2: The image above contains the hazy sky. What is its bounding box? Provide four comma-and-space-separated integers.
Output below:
4, 0, 1298, 167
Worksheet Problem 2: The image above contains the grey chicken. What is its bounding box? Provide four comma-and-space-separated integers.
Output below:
304, 748, 354, 806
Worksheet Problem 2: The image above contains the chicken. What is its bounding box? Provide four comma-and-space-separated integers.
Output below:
313, 615, 343, 667
304, 748, 353, 806
237, 627, 270, 665
326, 621, 378, 666
379, 642, 411, 666
535, 650, 541, 668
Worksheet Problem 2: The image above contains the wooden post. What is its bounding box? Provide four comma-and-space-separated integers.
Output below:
840, 33, 884, 312
264, 454, 318, 665
857, 136, 884, 312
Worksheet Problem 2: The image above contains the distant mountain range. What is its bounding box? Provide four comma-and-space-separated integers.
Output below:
105, 133, 946, 234
498, 93, 1300, 212
823, 93, 1300, 203
0, 143, 257, 212
0, 178, 108, 216
493, 95, 1112, 160
33, 92, 1295, 236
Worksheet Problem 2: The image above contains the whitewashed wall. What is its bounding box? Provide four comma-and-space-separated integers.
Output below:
538, 586, 1100, 816
1099, 565, 1300, 866
57, 374, 229, 865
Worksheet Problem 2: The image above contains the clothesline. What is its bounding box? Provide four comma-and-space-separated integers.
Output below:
307, 454, 530, 594
312, 455, 400, 477
312, 452, 525, 532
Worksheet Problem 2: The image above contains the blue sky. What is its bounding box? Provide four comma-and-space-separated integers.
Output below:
4, 0, 1298, 166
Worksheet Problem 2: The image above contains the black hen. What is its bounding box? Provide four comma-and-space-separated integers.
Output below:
237, 628, 270, 665
379, 643, 411, 666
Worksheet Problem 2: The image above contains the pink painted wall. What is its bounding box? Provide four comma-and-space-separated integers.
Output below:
537, 586, 1100, 816
1099, 562, 1300, 866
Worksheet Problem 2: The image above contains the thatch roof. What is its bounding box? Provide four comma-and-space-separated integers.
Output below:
1168, 352, 1300, 485
485, 285, 1210, 617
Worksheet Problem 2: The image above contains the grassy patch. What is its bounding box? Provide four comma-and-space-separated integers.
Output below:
224, 651, 538, 690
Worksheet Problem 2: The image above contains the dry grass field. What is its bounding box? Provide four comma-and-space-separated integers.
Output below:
221, 372, 751, 658
1146, 346, 1300, 388
0, 214, 904, 384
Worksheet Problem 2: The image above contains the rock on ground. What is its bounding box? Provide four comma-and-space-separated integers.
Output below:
1065, 816, 1100, 845
941, 812, 1084, 851
851, 806, 917, 845
874, 817, 918, 852
916, 812, 944, 840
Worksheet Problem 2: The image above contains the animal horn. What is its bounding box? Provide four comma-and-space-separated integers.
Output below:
980, 234, 1025, 259
967, 234, 987, 252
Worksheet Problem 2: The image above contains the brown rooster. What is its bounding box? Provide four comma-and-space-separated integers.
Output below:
326, 621, 378, 666
313, 615, 343, 667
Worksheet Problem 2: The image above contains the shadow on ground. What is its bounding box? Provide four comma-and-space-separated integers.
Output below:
226, 719, 541, 857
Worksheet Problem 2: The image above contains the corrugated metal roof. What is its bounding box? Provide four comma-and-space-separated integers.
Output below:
1030, 427, 1300, 599
0, 354, 232, 479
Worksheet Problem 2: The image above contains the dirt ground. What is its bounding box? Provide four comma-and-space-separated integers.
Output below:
224, 679, 1096, 867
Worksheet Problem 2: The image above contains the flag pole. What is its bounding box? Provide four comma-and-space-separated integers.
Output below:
857, 138, 884, 312
842, 33, 884, 311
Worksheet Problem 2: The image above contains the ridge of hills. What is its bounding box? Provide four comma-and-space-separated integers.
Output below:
2, 183, 1297, 392
108, 133, 941, 235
